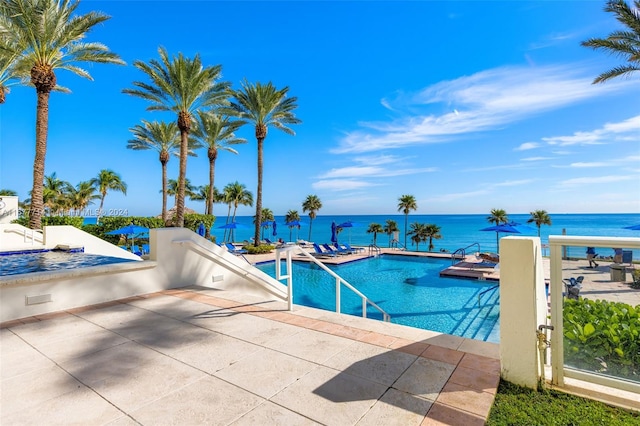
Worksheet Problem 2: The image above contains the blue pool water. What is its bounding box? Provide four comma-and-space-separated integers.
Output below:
256, 255, 500, 342
0, 251, 135, 277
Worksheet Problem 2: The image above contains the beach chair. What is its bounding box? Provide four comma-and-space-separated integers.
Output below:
343, 242, 365, 254
265, 238, 275, 245
323, 243, 345, 256
131, 245, 143, 256
312, 243, 335, 257
225, 242, 248, 255
142, 244, 150, 255
333, 243, 354, 254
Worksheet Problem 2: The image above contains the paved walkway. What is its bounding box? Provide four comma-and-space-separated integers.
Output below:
1, 287, 500, 425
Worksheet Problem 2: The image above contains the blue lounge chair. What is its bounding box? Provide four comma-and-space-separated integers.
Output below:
343, 242, 365, 254
131, 245, 143, 256
333, 243, 353, 254
265, 238, 274, 245
142, 244, 150, 255
312, 243, 335, 257
322, 243, 345, 256
225, 243, 248, 255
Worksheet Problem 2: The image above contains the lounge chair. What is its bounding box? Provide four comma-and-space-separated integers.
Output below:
312, 243, 335, 257
131, 245, 143, 256
563, 277, 582, 300
224, 243, 248, 255
265, 238, 275, 245
343, 242, 364, 254
141, 244, 150, 255
333, 243, 354, 254
323, 243, 346, 256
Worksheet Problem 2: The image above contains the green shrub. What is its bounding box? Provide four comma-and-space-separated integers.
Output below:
184, 214, 215, 233
13, 215, 84, 228
632, 270, 640, 289
563, 298, 639, 381
244, 244, 274, 254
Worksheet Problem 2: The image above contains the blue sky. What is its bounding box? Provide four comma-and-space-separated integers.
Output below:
1, 1, 639, 218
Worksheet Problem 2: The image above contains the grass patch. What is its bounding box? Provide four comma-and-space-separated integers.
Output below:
487, 380, 640, 426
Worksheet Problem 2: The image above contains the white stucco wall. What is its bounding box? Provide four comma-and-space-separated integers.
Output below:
0, 196, 19, 224
43, 225, 141, 260
1, 227, 287, 322
0, 224, 44, 250
499, 236, 547, 389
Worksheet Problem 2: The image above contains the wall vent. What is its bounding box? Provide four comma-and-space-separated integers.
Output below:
25, 294, 52, 305
212, 275, 224, 282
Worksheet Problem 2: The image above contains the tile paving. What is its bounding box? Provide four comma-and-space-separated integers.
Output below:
1, 287, 500, 425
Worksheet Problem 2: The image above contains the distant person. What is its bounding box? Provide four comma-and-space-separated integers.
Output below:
613, 248, 623, 263
586, 247, 598, 268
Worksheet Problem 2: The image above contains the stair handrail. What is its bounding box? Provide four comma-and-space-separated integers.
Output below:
276, 245, 391, 322
368, 244, 381, 256
451, 242, 481, 265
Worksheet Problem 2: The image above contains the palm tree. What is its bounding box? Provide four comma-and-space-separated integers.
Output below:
259, 208, 275, 240
192, 184, 219, 215
192, 111, 246, 218
123, 46, 228, 228
65, 180, 99, 214
127, 120, 180, 223
1, 0, 124, 229
407, 222, 428, 252
397, 195, 418, 248
0, 189, 17, 196
166, 178, 196, 207
226, 79, 301, 246
285, 209, 301, 241
383, 219, 399, 247
487, 208, 509, 252
90, 169, 127, 224
581, 0, 640, 84
302, 194, 322, 242
222, 181, 253, 242
527, 210, 552, 237
367, 223, 384, 246
42, 172, 70, 215
424, 224, 442, 252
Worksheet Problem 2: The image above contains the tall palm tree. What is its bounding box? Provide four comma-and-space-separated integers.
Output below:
285, 209, 301, 241
487, 208, 509, 252
226, 79, 301, 246
258, 208, 275, 240
90, 169, 127, 224
123, 46, 228, 227
222, 181, 253, 242
42, 172, 70, 215
302, 194, 322, 242
581, 0, 640, 84
65, 180, 99, 214
192, 111, 246, 218
367, 223, 384, 246
1, 0, 124, 229
424, 224, 442, 252
166, 178, 196, 207
527, 210, 552, 237
0, 189, 18, 196
383, 219, 399, 247
397, 195, 417, 249
127, 120, 180, 223
407, 222, 428, 252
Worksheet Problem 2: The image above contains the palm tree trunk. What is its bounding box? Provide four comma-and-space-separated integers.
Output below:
29, 91, 50, 230
96, 194, 106, 224
404, 214, 408, 248
208, 155, 215, 217
176, 129, 188, 227
308, 217, 313, 241
161, 161, 168, 224
254, 137, 264, 247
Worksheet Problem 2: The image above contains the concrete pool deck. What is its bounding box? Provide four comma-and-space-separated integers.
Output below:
1, 287, 500, 425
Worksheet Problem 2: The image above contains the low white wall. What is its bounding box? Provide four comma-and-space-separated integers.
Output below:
1, 227, 287, 322
0, 196, 19, 224
499, 236, 547, 389
44, 225, 141, 260
0, 224, 44, 251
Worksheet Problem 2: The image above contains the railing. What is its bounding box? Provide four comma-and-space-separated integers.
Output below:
390, 240, 405, 251
477, 284, 499, 307
451, 242, 481, 265
275, 245, 391, 322
368, 244, 381, 256
3, 227, 44, 245
549, 235, 640, 395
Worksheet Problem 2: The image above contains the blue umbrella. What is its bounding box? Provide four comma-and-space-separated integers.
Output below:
480, 223, 521, 253
272, 221, 277, 236
106, 224, 150, 249
286, 220, 305, 241
507, 221, 536, 232
331, 221, 338, 243
217, 222, 247, 243
338, 221, 360, 244
197, 222, 205, 237
623, 224, 640, 230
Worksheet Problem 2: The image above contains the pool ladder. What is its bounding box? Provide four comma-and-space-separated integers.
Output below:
368, 244, 381, 256
451, 242, 481, 265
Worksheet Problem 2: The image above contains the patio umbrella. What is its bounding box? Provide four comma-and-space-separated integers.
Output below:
507, 221, 536, 233
338, 221, 360, 244
217, 222, 247, 242
106, 224, 150, 249
197, 222, 205, 237
331, 221, 338, 243
286, 220, 305, 241
480, 223, 521, 253
623, 224, 640, 230
272, 221, 277, 237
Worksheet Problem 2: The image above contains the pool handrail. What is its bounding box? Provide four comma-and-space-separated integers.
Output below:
451, 242, 481, 265
275, 245, 391, 322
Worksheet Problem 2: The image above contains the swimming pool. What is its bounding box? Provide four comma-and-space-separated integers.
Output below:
0, 250, 136, 277
256, 254, 500, 342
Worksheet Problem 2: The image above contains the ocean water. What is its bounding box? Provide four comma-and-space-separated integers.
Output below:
210, 213, 640, 258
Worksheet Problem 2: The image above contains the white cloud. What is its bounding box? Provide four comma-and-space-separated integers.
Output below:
311, 179, 376, 191
569, 162, 609, 168
332, 64, 634, 154
544, 115, 640, 146
559, 175, 634, 186
515, 142, 541, 151
429, 190, 490, 202
521, 156, 553, 162
317, 166, 436, 179
492, 179, 534, 187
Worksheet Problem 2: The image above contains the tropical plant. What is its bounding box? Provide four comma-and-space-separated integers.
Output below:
42, 172, 70, 214
581, 0, 640, 84
397, 194, 417, 248
285, 209, 301, 241
191, 184, 220, 216
123, 46, 228, 227
222, 181, 253, 242
127, 120, 181, 223
90, 169, 127, 224
302, 194, 322, 241
424, 224, 442, 252
367, 223, 384, 246
166, 178, 196, 207
0, 0, 124, 229
407, 222, 428, 251
65, 180, 99, 214
226, 79, 301, 246
527, 210, 552, 237
383, 219, 399, 247
487, 208, 509, 226
192, 111, 246, 218
258, 208, 275, 240
0, 189, 17, 196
